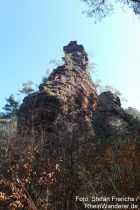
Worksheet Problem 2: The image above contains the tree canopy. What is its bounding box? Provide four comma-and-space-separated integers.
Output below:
2, 94, 19, 119
125, 106, 140, 119
81, 0, 140, 21
18, 80, 34, 96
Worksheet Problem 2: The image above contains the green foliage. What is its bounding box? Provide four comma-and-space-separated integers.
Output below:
125, 106, 140, 119
42, 69, 52, 83
103, 84, 122, 97
18, 81, 34, 96
94, 79, 127, 102
65, 53, 74, 70
2, 94, 19, 119
0, 114, 7, 124
49, 59, 62, 66
42, 59, 63, 84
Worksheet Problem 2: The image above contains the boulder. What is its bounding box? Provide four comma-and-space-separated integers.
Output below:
95, 91, 135, 134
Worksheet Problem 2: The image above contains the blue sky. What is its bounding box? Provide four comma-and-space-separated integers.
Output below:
0, 0, 140, 111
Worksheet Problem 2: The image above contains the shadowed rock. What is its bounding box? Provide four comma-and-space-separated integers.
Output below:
95, 91, 136, 134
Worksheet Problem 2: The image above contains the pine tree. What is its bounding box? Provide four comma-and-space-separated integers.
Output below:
18, 80, 34, 96
2, 94, 19, 119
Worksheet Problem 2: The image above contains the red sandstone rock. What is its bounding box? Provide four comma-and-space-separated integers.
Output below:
18, 41, 97, 138
18, 41, 137, 138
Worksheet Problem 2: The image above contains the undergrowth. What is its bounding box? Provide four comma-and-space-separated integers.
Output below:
0, 124, 140, 210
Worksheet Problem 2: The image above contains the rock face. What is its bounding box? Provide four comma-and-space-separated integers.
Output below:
18, 41, 135, 138
63, 41, 88, 70
95, 91, 128, 134
18, 41, 98, 139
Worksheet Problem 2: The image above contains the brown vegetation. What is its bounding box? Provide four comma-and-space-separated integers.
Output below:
0, 125, 140, 209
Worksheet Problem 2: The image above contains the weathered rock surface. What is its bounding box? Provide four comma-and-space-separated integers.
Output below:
18, 41, 98, 139
18, 41, 137, 138
95, 91, 128, 134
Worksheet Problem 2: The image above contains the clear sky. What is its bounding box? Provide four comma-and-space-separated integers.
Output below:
0, 0, 140, 111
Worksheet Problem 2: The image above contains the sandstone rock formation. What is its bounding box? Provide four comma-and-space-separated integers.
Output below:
95, 91, 128, 134
18, 41, 98, 141
18, 41, 135, 139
